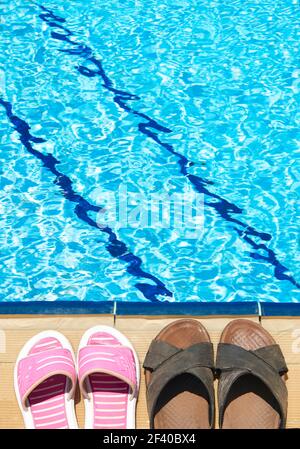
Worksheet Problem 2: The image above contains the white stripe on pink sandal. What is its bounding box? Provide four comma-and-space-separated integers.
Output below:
14, 331, 78, 429
77, 326, 140, 429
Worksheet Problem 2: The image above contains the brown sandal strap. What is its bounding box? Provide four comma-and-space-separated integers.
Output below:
144, 340, 214, 371
216, 343, 288, 428
143, 340, 215, 428
143, 340, 183, 371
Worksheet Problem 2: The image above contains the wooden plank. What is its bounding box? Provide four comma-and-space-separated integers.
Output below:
0, 313, 298, 429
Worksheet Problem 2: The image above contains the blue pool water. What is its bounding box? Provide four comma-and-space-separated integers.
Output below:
0, 0, 299, 303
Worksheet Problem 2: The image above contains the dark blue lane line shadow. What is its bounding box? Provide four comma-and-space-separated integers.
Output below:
32, 4, 299, 290
0, 99, 173, 302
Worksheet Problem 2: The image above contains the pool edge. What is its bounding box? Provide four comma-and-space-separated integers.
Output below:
0, 301, 299, 316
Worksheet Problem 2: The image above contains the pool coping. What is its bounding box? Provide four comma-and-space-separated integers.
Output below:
0, 301, 299, 316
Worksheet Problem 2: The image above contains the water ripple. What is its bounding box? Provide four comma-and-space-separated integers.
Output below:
0, 98, 173, 302
32, 2, 299, 290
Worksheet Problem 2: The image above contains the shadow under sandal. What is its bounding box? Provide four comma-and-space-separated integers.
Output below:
216, 319, 288, 429
143, 319, 215, 429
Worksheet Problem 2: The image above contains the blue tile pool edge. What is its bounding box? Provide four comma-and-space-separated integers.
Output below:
260, 303, 300, 317
0, 300, 258, 316
115, 301, 260, 316
0, 301, 299, 316
0, 301, 115, 315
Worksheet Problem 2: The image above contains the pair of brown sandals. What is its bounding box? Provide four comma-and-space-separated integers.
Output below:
143, 319, 288, 429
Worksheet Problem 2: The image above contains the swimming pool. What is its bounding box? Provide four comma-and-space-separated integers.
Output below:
0, 0, 299, 304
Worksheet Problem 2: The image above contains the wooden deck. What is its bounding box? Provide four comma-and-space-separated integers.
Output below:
0, 314, 298, 428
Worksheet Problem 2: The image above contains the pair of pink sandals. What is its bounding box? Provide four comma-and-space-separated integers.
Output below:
14, 326, 140, 429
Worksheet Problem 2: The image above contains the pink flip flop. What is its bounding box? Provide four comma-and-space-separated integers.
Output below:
14, 331, 78, 429
77, 325, 140, 429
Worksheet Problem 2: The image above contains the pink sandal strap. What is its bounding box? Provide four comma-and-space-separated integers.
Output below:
78, 345, 137, 399
17, 348, 76, 409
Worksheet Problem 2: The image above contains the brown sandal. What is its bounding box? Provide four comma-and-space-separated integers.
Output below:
216, 319, 288, 429
143, 319, 215, 429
